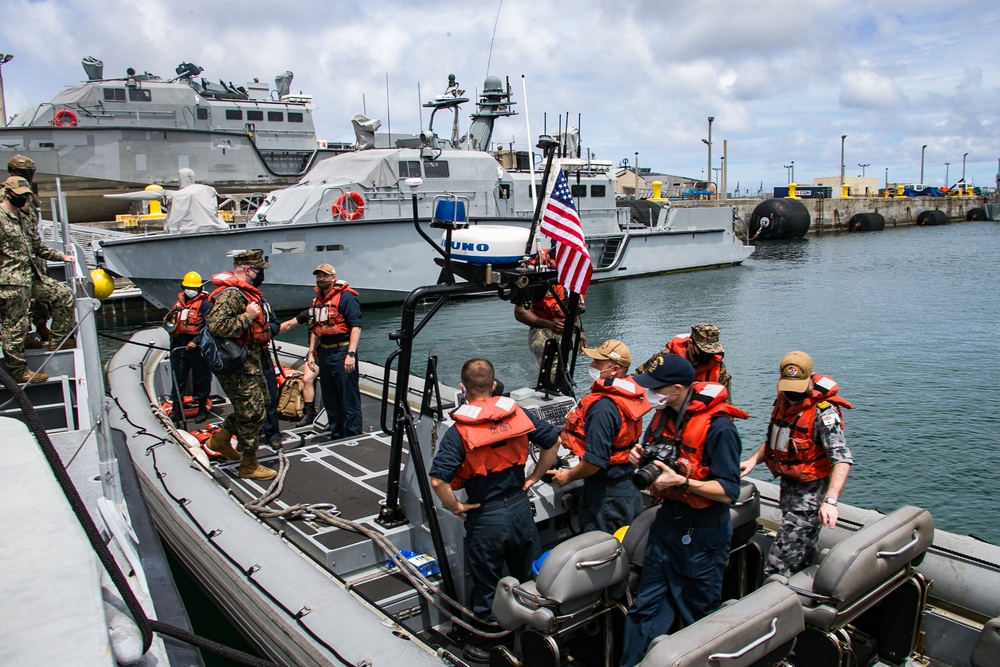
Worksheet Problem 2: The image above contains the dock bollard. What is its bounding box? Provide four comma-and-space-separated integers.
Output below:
839, 184, 851, 198
145, 184, 164, 216
786, 183, 800, 199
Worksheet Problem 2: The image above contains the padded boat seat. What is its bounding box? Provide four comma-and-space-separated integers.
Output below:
493, 531, 629, 633
622, 480, 761, 592
778, 505, 934, 629
971, 616, 1000, 667
638, 582, 804, 667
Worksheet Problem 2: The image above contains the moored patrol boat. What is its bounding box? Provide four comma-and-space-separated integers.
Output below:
103, 209, 999, 666
0, 57, 351, 221
98, 74, 753, 310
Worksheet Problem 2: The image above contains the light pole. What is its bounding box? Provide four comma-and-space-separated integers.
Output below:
791, 160, 794, 183
634, 151, 639, 196
885, 167, 889, 190
920, 144, 927, 184
945, 162, 950, 186
962, 152, 968, 183
840, 135, 847, 190
858, 163, 870, 177
783, 163, 793, 184
0, 53, 13, 127
703, 116, 714, 185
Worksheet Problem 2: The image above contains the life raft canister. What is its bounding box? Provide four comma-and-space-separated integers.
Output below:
54, 109, 78, 127
162, 396, 212, 418
332, 191, 365, 221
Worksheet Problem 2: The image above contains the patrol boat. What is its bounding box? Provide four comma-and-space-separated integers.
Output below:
0, 57, 349, 192
0, 242, 201, 665
103, 208, 1000, 666
97, 74, 754, 310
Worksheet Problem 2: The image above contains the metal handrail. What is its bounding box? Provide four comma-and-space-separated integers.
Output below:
708, 617, 778, 660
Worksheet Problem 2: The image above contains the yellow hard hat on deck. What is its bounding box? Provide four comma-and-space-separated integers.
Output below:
181, 271, 203, 288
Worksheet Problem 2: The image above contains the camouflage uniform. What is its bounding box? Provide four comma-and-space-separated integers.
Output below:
207, 287, 268, 455
764, 404, 853, 577
0, 203, 66, 376
20, 202, 74, 342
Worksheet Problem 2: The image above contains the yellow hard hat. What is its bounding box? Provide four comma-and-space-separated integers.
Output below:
181, 271, 203, 288
90, 268, 115, 300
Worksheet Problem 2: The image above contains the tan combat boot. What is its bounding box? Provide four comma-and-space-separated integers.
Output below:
23, 336, 43, 350
16, 370, 49, 384
206, 427, 240, 461
50, 338, 76, 351
238, 450, 277, 480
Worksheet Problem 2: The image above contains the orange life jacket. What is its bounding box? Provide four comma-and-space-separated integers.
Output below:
562, 377, 651, 465
530, 284, 567, 321
764, 374, 854, 483
310, 282, 359, 338
449, 396, 534, 490
170, 291, 208, 337
646, 382, 749, 508
208, 273, 271, 346
666, 334, 724, 383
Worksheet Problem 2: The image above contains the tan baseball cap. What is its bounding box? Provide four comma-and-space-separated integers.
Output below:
582, 339, 632, 369
2, 176, 32, 195
313, 263, 336, 276
778, 351, 813, 392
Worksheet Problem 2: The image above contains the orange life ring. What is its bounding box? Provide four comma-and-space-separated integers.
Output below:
333, 191, 365, 221
162, 396, 212, 418
54, 109, 78, 127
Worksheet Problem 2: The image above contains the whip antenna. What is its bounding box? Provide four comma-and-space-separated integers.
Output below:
485, 0, 503, 76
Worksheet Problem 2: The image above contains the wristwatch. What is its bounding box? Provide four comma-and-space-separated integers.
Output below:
824, 496, 838, 506
347, 350, 356, 358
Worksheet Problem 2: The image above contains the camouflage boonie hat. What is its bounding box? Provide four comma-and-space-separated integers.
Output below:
232, 249, 271, 269
690, 323, 724, 354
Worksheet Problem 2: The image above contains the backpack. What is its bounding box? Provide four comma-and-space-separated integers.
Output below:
195, 288, 249, 375
276, 372, 305, 420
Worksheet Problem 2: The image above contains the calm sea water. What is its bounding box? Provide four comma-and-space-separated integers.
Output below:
99, 220, 999, 663
102, 221, 1000, 545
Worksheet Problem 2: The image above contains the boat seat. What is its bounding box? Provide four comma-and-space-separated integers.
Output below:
638, 582, 804, 667
776, 505, 934, 630
971, 616, 1000, 667
493, 531, 629, 634
622, 480, 761, 594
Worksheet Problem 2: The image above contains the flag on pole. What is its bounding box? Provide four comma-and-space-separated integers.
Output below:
540, 168, 593, 295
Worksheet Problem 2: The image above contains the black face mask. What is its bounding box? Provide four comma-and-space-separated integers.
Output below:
250, 269, 265, 288
7, 193, 29, 209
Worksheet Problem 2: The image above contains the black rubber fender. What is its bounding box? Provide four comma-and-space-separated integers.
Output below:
966, 207, 985, 221
848, 212, 885, 232
749, 198, 811, 239
916, 209, 948, 226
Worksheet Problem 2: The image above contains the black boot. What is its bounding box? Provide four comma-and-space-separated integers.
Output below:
194, 399, 209, 424
295, 402, 315, 428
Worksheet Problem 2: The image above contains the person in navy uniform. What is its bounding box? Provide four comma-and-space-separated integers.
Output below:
619, 355, 747, 667
429, 358, 561, 662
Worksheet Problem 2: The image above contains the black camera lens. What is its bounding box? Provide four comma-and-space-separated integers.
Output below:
631, 463, 660, 490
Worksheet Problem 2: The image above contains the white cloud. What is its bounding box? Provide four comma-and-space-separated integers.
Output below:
839, 64, 907, 109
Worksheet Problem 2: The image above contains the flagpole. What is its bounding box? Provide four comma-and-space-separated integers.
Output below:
521, 76, 559, 257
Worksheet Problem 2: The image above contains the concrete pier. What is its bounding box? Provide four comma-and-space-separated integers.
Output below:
673, 196, 990, 234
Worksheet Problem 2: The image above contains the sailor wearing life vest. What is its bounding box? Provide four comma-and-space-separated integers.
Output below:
514, 275, 585, 370
166, 271, 212, 424
552, 339, 651, 533
740, 351, 854, 578
636, 323, 733, 403
429, 359, 561, 645
304, 263, 363, 439
204, 249, 277, 480
620, 355, 747, 667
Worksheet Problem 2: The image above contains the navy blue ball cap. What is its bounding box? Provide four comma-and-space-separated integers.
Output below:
632, 354, 695, 388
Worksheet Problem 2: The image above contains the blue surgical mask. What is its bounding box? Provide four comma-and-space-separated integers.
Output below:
183, 288, 199, 299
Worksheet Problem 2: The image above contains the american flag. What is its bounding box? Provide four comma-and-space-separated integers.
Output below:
540, 168, 593, 295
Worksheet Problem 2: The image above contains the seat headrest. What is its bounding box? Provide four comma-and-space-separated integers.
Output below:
813, 506, 934, 601
536, 531, 629, 603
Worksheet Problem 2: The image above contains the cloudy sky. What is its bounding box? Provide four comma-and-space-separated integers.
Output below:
2, 0, 998, 193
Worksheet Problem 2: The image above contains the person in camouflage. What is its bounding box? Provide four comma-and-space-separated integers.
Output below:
204, 249, 276, 480
0, 176, 76, 383
8, 155, 75, 349
636, 323, 733, 403
740, 351, 854, 577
